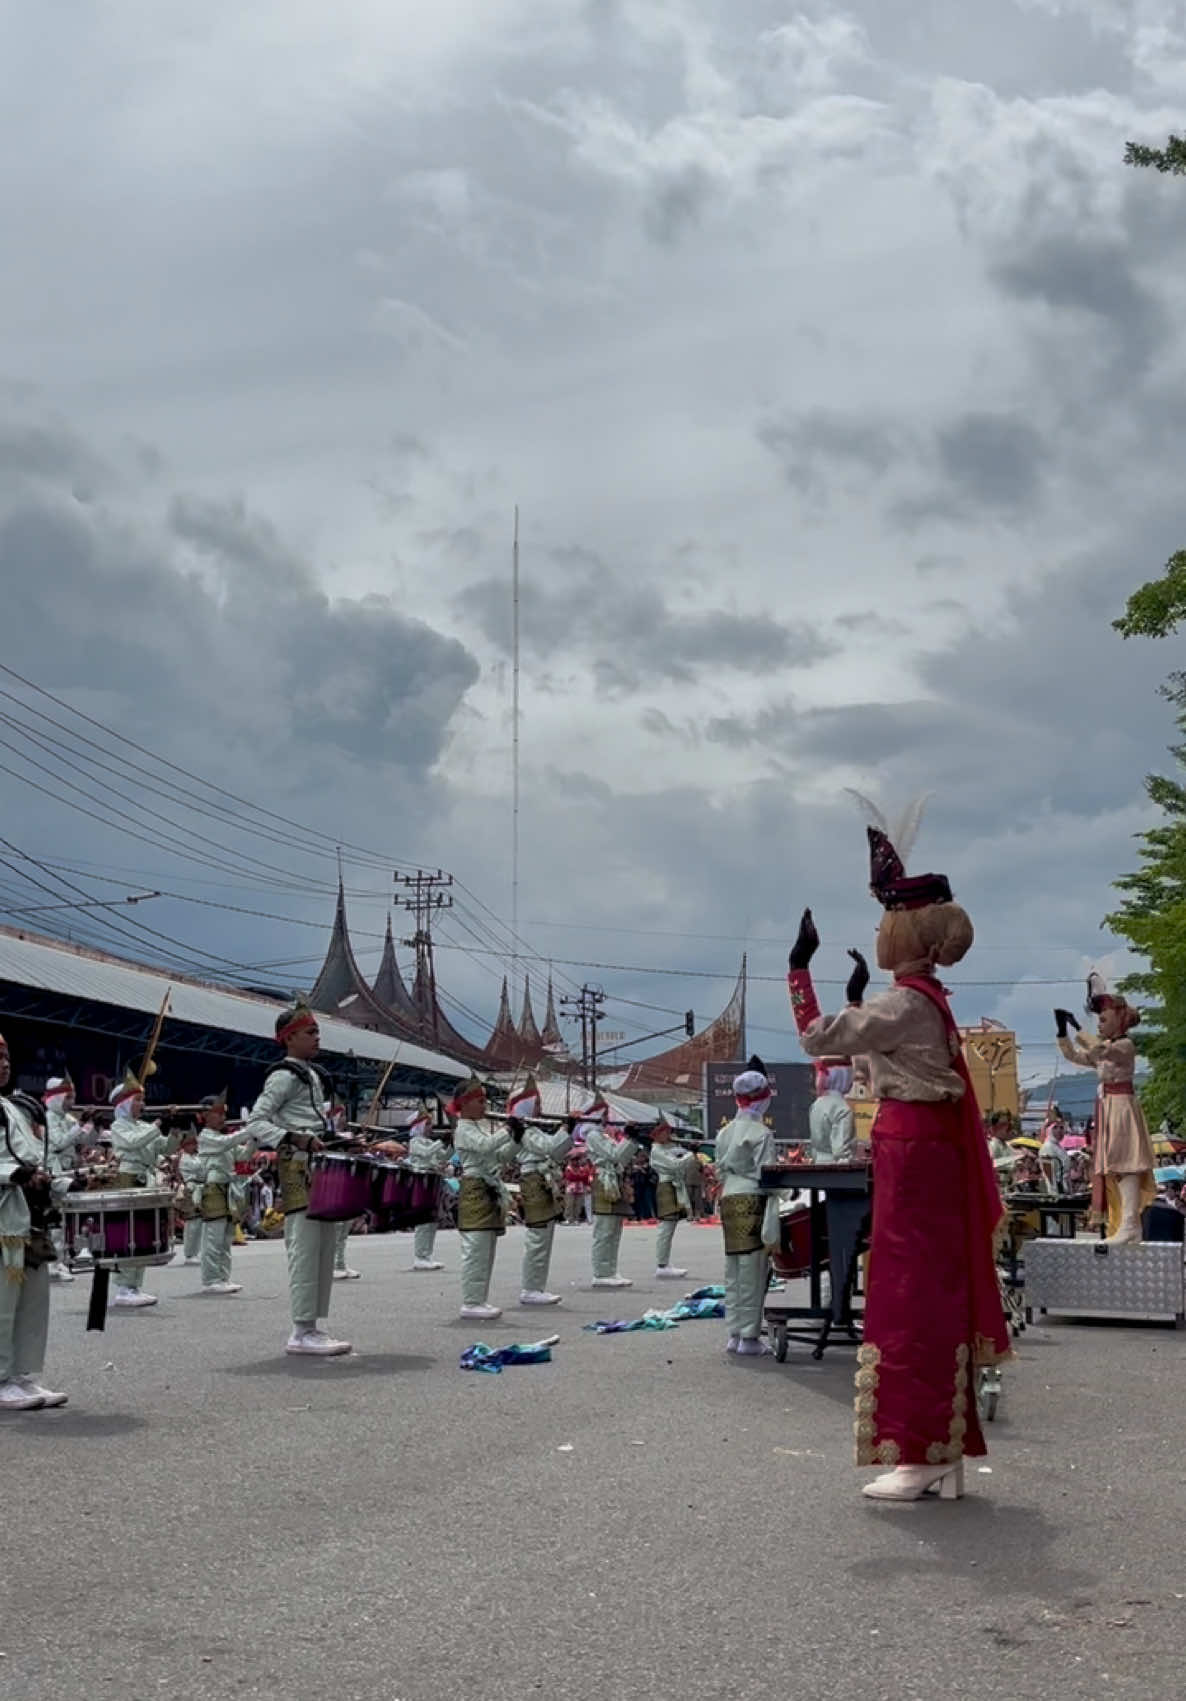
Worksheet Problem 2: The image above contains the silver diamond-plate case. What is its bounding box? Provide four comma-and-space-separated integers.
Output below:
1026, 1239, 1185, 1323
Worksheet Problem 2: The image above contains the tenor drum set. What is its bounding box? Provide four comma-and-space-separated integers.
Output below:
306, 1152, 441, 1230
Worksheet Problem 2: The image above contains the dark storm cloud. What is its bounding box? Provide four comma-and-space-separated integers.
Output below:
990, 234, 1167, 379
459, 545, 835, 691
936, 412, 1048, 511
0, 419, 479, 774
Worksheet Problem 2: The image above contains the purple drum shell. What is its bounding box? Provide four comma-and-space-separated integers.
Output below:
408, 1173, 442, 1226
380, 1166, 416, 1227
307, 1155, 374, 1221
63, 1198, 171, 1261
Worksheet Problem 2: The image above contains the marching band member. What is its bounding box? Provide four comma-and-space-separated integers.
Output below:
809, 1062, 856, 1162
715, 1060, 778, 1355
452, 1077, 518, 1321
649, 1116, 695, 1281
512, 1076, 572, 1307
43, 1076, 81, 1282
0, 1036, 68, 1408
174, 1132, 204, 1265
243, 1004, 347, 1354
585, 1100, 639, 1289
195, 1093, 248, 1296
787, 825, 1010, 1502
408, 1105, 451, 1271
109, 1072, 181, 1309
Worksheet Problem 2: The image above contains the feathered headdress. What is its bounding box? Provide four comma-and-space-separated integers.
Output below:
846, 792, 953, 910
1085, 970, 1139, 1030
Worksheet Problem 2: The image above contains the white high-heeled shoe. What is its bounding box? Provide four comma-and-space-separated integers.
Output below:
862, 1461, 965, 1502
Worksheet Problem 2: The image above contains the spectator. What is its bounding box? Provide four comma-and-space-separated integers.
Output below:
563, 1147, 594, 1224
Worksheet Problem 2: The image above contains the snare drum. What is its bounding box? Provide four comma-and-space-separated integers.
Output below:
307, 1153, 375, 1222
61, 1188, 175, 1269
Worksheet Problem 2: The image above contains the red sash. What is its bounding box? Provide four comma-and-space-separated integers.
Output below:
894, 973, 1011, 1365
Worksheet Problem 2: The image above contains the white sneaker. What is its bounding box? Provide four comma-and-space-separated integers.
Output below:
459, 1303, 502, 1321
736, 1338, 773, 1357
285, 1329, 351, 1357
202, 1281, 242, 1296
412, 1258, 444, 1271
112, 1289, 157, 1309
333, 1267, 362, 1281
17, 1375, 67, 1408
725, 1335, 740, 1353
519, 1290, 562, 1306
73, 1250, 94, 1267
591, 1275, 633, 1289
0, 1378, 44, 1410
49, 1263, 75, 1284
655, 1266, 687, 1280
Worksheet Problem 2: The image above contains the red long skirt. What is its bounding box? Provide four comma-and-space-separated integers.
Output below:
856, 1099, 989, 1468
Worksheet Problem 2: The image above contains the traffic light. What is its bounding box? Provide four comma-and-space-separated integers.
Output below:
684, 1010, 695, 1037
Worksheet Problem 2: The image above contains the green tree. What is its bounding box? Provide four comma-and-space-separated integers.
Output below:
1125, 134, 1186, 175
1105, 138, 1186, 1121
1104, 676, 1186, 1127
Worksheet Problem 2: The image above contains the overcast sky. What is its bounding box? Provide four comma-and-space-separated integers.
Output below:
2, 0, 1184, 1085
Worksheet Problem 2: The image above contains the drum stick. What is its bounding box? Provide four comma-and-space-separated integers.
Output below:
136, 987, 172, 1084
360, 1059, 398, 1133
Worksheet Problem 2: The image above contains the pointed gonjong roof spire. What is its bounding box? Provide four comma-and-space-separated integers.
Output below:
518, 974, 543, 1052
541, 975, 565, 1052
484, 976, 522, 1068
617, 955, 748, 1097
371, 913, 420, 1024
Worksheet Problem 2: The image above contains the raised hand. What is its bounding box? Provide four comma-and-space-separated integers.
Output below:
845, 948, 870, 1006
1053, 1009, 1080, 1038
788, 908, 820, 972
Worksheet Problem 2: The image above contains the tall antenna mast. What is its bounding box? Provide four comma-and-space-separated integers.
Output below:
511, 504, 521, 1011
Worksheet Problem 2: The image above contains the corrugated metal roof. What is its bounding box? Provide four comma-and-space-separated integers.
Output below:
0, 925, 466, 1080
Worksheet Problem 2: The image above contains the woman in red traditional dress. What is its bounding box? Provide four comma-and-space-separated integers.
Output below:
786, 826, 1011, 1503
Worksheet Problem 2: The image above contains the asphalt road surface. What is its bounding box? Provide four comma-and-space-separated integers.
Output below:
8, 1222, 1184, 1701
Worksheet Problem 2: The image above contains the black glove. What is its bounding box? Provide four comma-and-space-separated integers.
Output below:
507, 1117, 525, 1142
1053, 1009, 1080, 1038
845, 948, 870, 1005
788, 908, 820, 972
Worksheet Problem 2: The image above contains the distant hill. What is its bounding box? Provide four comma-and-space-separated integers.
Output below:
1023, 1074, 1149, 1120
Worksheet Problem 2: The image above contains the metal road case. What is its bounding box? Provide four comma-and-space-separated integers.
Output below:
1025, 1239, 1185, 1327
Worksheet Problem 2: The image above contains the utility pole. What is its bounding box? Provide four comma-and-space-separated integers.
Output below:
560, 983, 605, 1089
394, 869, 454, 1045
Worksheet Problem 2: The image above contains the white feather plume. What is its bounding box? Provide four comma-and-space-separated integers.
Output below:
843, 790, 931, 869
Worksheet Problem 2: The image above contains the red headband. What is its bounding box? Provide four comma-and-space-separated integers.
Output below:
735, 1088, 771, 1108
447, 1085, 485, 1115
277, 1011, 318, 1045
111, 1083, 142, 1107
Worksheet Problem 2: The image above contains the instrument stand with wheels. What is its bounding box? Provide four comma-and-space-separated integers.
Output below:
760, 1165, 872, 1361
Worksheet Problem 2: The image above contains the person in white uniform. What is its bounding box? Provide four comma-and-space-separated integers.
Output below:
0, 1035, 68, 1408
407, 1106, 451, 1271
649, 1116, 697, 1280
585, 1099, 640, 1289
109, 1073, 180, 1309
716, 1057, 779, 1356
196, 1093, 250, 1295
452, 1077, 518, 1321
512, 1076, 572, 1307
43, 1076, 81, 1282
809, 1064, 856, 1162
